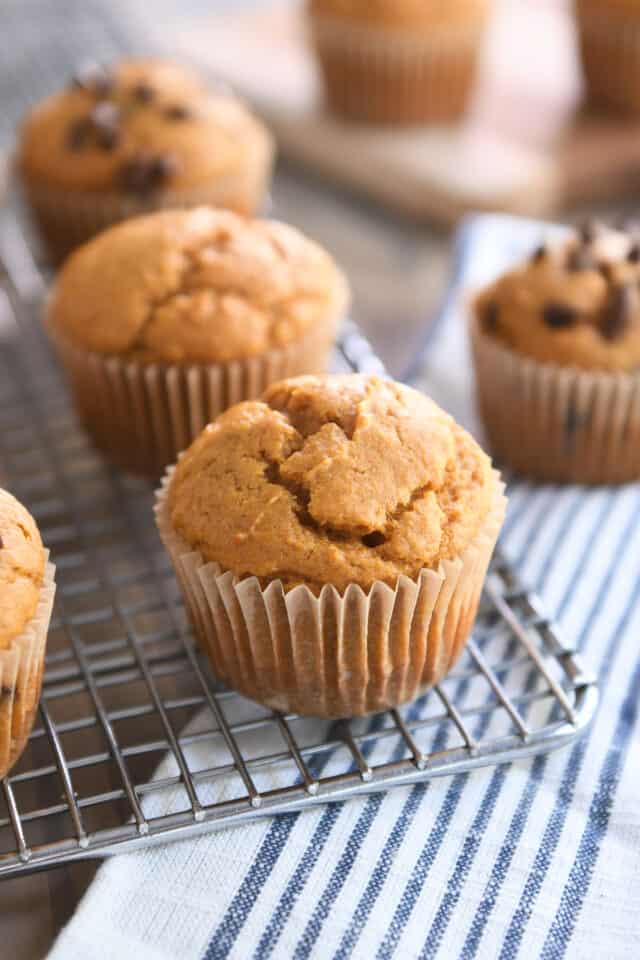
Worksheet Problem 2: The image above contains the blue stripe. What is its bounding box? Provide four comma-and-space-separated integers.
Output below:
458, 491, 616, 960
202, 814, 298, 960
498, 494, 640, 960
539, 620, 640, 958
417, 492, 596, 958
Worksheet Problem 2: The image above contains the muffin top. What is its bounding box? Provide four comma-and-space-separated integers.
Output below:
168, 374, 495, 593
18, 58, 273, 193
0, 489, 45, 650
475, 224, 640, 372
308, 0, 489, 29
48, 207, 349, 364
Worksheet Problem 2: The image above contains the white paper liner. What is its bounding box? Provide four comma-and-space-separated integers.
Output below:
47, 320, 337, 477
154, 467, 506, 718
577, 3, 640, 114
0, 555, 55, 777
470, 311, 640, 484
309, 11, 488, 124
20, 155, 274, 264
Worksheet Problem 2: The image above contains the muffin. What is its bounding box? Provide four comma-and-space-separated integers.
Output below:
576, 0, 640, 114
47, 207, 349, 476
18, 58, 275, 263
155, 374, 506, 718
472, 223, 640, 484
0, 489, 55, 778
307, 0, 491, 125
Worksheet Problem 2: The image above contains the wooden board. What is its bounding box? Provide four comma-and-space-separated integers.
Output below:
173, 0, 640, 224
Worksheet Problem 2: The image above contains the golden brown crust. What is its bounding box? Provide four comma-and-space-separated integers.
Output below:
48, 207, 349, 364
168, 374, 495, 593
18, 59, 273, 194
308, 0, 489, 29
0, 489, 45, 650
475, 225, 640, 372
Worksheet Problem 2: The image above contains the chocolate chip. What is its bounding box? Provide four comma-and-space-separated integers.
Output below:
531, 245, 546, 264
0, 685, 13, 701
131, 81, 154, 103
0, 533, 3, 548
117, 152, 180, 195
362, 532, 386, 548
601, 284, 635, 340
543, 303, 578, 328
66, 116, 92, 151
567, 247, 594, 272
628, 244, 640, 264
164, 103, 192, 122
72, 61, 113, 97
483, 301, 500, 332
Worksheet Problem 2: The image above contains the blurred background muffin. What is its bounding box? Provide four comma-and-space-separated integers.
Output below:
47, 206, 349, 476
576, 0, 640, 114
472, 223, 640, 483
307, 0, 492, 124
17, 58, 275, 262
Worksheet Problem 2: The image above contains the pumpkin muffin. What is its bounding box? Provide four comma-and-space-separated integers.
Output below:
47, 207, 349, 476
18, 58, 275, 262
307, 0, 492, 125
0, 489, 56, 778
155, 374, 505, 717
576, 0, 640, 114
472, 222, 640, 483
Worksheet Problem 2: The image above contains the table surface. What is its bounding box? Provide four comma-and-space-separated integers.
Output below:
0, 2, 633, 957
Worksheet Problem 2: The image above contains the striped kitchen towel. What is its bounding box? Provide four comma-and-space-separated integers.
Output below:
49, 214, 640, 960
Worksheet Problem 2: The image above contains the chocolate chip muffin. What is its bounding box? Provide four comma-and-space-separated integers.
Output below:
307, 0, 492, 125
47, 207, 349, 476
577, 0, 640, 114
0, 488, 56, 778
18, 59, 275, 262
156, 374, 505, 717
472, 223, 640, 483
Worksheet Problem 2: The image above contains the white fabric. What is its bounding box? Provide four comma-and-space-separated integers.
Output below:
49, 215, 640, 960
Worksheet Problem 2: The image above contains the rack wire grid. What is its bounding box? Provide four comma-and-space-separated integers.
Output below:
0, 212, 598, 880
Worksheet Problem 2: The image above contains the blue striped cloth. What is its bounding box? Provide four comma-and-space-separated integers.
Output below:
49, 215, 640, 960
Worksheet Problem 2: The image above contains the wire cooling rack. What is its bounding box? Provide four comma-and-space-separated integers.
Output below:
0, 213, 598, 880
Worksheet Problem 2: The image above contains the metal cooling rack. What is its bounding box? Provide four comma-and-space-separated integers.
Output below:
0, 213, 598, 880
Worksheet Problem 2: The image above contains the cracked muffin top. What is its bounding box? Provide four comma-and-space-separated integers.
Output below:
48, 207, 349, 364
167, 374, 496, 593
18, 58, 273, 194
308, 0, 489, 29
475, 223, 640, 372
0, 489, 45, 650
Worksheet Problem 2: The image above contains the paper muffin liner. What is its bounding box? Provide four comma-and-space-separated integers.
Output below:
20, 159, 273, 265
577, 2, 640, 114
308, 11, 488, 125
470, 311, 640, 484
154, 467, 506, 718
47, 319, 338, 477
0, 555, 55, 779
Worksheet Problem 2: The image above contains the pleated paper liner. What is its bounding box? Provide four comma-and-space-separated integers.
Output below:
577, 1, 640, 115
309, 10, 488, 124
470, 312, 640, 484
47, 320, 337, 477
155, 467, 506, 718
20, 157, 274, 265
0, 555, 55, 778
